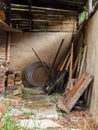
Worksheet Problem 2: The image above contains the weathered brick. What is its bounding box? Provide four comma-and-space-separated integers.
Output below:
0, 78, 5, 92
7, 74, 15, 87
13, 87, 22, 96
14, 71, 22, 85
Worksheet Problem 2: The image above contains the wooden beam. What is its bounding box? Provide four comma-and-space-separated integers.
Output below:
7, 0, 11, 25
28, 0, 32, 31
79, 45, 87, 77
6, 32, 11, 62
88, 0, 92, 16
11, 4, 77, 13
55, 0, 84, 5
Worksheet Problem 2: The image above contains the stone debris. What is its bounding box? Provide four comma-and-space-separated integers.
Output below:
7, 96, 22, 106
14, 71, 22, 85
13, 85, 23, 96
19, 119, 62, 129
0, 65, 7, 92
0, 96, 22, 107
6, 70, 23, 96
58, 110, 94, 130
0, 103, 8, 115
0, 63, 23, 96
0, 86, 96, 130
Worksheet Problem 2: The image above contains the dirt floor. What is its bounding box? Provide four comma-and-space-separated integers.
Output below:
0, 86, 97, 130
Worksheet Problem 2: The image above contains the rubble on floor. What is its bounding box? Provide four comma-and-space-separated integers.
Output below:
0, 87, 62, 130
0, 86, 97, 130
58, 110, 98, 130
0, 62, 23, 97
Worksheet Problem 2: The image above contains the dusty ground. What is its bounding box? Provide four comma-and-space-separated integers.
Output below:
0, 86, 97, 130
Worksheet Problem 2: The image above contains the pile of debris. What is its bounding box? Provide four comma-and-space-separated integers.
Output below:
0, 62, 23, 96
6, 70, 23, 96
58, 110, 98, 130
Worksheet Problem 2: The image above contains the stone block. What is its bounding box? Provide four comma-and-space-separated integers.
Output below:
13, 87, 22, 96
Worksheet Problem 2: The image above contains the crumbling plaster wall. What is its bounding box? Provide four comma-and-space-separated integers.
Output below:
86, 10, 98, 121
10, 32, 72, 72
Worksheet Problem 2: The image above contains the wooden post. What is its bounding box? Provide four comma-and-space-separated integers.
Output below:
28, 0, 32, 32
6, 0, 11, 62
6, 32, 11, 62
88, 0, 93, 16
70, 43, 73, 81
7, 0, 11, 26
67, 43, 73, 90
79, 45, 87, 77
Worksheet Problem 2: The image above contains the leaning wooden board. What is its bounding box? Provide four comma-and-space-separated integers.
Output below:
58, 73, 93, 113
0, 20, 21, 32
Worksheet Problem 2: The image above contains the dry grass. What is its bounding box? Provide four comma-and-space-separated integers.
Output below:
77, 117, 98, 130
59, 110, 98, 130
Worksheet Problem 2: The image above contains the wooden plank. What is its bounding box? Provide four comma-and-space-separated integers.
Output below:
51, 39, 64, 70
72, 56, 79, 76
0, 20, 21, 32
76, 32, 83, 78
28, 0, 32, 31
79, 46, 87, 77
58, 73, 93, 113
6, 32, 11, 62
66, 43, 73, 90
59, 50, 70, 71
88, 0, 93, 16
7, 0, 11, 25
0, 30, 7, 62
47, 55, 70, 94
69, 43, 73, 80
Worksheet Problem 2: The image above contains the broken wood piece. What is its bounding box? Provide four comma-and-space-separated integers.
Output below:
58, 73, 93, 113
